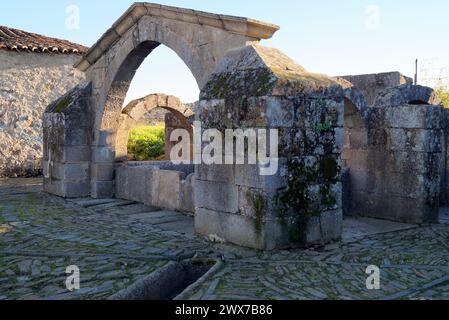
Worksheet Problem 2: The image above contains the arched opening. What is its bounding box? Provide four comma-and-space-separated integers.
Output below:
341, 98, 369, 217
117, 46, 199, 164
115, 93, 194, 163
93, 40, 200, 209
124, 46, 200, 106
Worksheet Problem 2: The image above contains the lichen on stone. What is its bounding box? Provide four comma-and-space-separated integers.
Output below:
273, 95, 341, 244
201, 68, 276, 100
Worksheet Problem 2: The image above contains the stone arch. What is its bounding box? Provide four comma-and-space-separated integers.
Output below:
336, 78, 370, 169
77, 3, 279, 197
334, 78, 371, 217
341, 97, 370, 217
373, 84, 441, 108
115, 93, 194, 161
94, 33, 201, 137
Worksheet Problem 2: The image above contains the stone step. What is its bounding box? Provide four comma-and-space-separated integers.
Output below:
128, 210, 182, 220
72, 198, 119, 208
103, 203, 161, 215
88, 200, 137, 211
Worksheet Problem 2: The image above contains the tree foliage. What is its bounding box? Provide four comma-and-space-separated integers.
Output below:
436, 86, 449, 108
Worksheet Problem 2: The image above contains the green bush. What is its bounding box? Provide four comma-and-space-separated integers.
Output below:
128, 125, 165, 161
436, 86, 449, 108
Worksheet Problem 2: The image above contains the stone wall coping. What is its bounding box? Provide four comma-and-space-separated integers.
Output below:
75, 2, 280, 72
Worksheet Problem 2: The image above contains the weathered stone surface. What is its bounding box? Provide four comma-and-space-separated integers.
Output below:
115, 163, 195, 213
350, 191, 438, 223
196, 164, 236, 184
180, 174, 195, 213
0, 51, 85, 177
196, 42, 345, 249
384, 104, 444, 129
234, 163, 287, 191
340, 72, 413, 106
151, 170, 184, 210
195, 180, 239, 214
341, 80, 444, 224
43, 82, 93, 198
374, 84, 441, 108
41, 3, 448, 251
195, 208, 287, 250
201, 45, 344, 100
165, 112, 193, 162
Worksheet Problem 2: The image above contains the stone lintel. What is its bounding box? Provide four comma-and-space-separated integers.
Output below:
75, 2, 280, 72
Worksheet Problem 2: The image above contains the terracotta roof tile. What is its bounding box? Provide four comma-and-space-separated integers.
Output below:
0, 25, 88, 55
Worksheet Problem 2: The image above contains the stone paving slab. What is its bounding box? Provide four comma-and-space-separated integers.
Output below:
1, 178, 449, 300
342, 217, 417, 241
187, 261, 449, 300
73, 198, 122, 208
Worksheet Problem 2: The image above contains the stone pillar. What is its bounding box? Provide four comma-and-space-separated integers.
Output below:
90, 134, 117, 198
43, 83, 92, 198
164, 113, 193, 161
194, 45, 345, 250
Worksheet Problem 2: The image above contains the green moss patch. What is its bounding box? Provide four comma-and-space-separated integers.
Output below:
201, 68, 276, 100
52, 95, 73, 113
247, 191, 267, 235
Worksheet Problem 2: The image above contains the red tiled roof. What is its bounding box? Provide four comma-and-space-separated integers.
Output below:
0, 25, 88, 55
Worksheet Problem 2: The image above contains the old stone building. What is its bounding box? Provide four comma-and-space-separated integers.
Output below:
43, 3, 446, 251
0, 26, 86, 177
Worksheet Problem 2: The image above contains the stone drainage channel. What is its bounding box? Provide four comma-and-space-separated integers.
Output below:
110, 258, 223, 300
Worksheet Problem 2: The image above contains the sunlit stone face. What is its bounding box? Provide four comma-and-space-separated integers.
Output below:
0, 224, 12, 234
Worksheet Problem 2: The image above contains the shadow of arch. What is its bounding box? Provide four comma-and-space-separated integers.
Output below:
342, 97, 369, 217
342, 97, 369, 166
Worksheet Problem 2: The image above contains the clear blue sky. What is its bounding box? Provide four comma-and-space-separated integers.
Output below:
1, 1, 448, 103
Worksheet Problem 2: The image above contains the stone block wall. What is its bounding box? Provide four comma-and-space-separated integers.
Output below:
0, 50, 85, 177
275, 95, 345, 246
43, 82, 93, 198
341, 97, 369, 218
344, 83, 444, 223
194, 45, 345, 250
195, 97, 344, 250
115, 162, 195, 213
440, 108, 449, 205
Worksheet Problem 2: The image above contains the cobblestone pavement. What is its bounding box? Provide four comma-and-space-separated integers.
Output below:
1, 178, 448, 300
